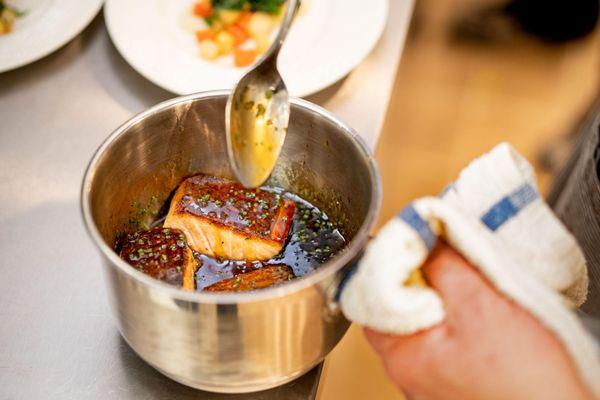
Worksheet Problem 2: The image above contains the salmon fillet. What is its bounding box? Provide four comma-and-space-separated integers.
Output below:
203, 265, 295, 292
164, 175, 295, 261
118, 227, 197, 290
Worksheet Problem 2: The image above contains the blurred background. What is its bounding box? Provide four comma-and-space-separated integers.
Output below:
319, 0, 600, 398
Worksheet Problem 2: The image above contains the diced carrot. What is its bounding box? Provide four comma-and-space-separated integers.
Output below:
234, 48, 258, 67
195, 28, 216, 42
226, 24, 249, 46
193, 1, 213, 17
237, 11, 253, 30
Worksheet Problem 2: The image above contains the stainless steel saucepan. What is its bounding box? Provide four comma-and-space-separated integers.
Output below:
81, 90, 381, 393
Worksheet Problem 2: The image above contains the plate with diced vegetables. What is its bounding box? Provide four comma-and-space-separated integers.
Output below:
104, 0, 388, 97
0, 0, 103, 73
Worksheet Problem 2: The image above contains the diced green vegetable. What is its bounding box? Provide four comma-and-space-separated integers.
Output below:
211, 0, 286, 15
204, 14, 217, 26
212, 0, 246, 11
249, 0, 286, 14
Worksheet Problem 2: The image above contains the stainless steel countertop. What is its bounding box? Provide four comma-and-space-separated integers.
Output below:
0, 2, 413, 399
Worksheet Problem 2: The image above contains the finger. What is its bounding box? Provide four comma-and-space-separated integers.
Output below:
422, 242, 497, 316
364, 325, 449, 391
364, 328, 408, 356
364, 324, 448, 359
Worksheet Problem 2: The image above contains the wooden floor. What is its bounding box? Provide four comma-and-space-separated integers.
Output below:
318, 0, 600, 398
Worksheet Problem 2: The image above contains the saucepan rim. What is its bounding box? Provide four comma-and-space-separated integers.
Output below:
81, 90, 381, 304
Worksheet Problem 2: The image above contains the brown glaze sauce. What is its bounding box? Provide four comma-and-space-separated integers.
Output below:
122, 184, 346, 292
192, 191, 346, 290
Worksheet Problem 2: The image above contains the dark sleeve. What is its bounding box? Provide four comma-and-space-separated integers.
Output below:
550, 111, 600, 317
577, 311, 600, 346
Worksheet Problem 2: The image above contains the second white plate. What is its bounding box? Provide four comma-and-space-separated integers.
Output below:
104, 0, 388, 97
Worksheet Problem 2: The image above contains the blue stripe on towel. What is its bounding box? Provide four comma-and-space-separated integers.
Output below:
398, 204, 437, 250
440, 182, 455, 197
335, 259, 359, 301
481, 183, 538, 231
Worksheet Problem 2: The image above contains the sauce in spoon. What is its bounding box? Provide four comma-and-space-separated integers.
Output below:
228, 84, 289, 187
226, 0, 300, 188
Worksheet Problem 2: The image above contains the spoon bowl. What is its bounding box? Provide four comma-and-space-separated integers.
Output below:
226, 0, 300, 188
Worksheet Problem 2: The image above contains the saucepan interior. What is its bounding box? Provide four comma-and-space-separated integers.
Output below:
83, 91, 381, 302
81, 91, 381, 392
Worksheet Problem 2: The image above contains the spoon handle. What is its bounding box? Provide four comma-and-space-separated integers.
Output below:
263, 0, 300, 62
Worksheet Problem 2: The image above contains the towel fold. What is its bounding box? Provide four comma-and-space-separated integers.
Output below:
340, 142, 600, 397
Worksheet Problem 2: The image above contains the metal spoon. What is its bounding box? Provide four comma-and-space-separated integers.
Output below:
225, 0, 300, 188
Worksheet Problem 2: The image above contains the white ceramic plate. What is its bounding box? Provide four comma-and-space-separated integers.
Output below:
104, 0, 388, 97
0, 0, 103, 73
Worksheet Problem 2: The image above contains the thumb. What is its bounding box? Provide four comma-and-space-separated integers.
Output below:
423, 242, 497, 318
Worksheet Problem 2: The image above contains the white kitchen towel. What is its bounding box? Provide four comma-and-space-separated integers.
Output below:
340, 142, 600, 397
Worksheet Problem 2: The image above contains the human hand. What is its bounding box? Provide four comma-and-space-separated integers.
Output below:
365, 242, 592, 400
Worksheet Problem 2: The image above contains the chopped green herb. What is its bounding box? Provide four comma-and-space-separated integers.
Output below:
256, 103, 266, 118
198, 194, 210, 204
232, 276, 243, 288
